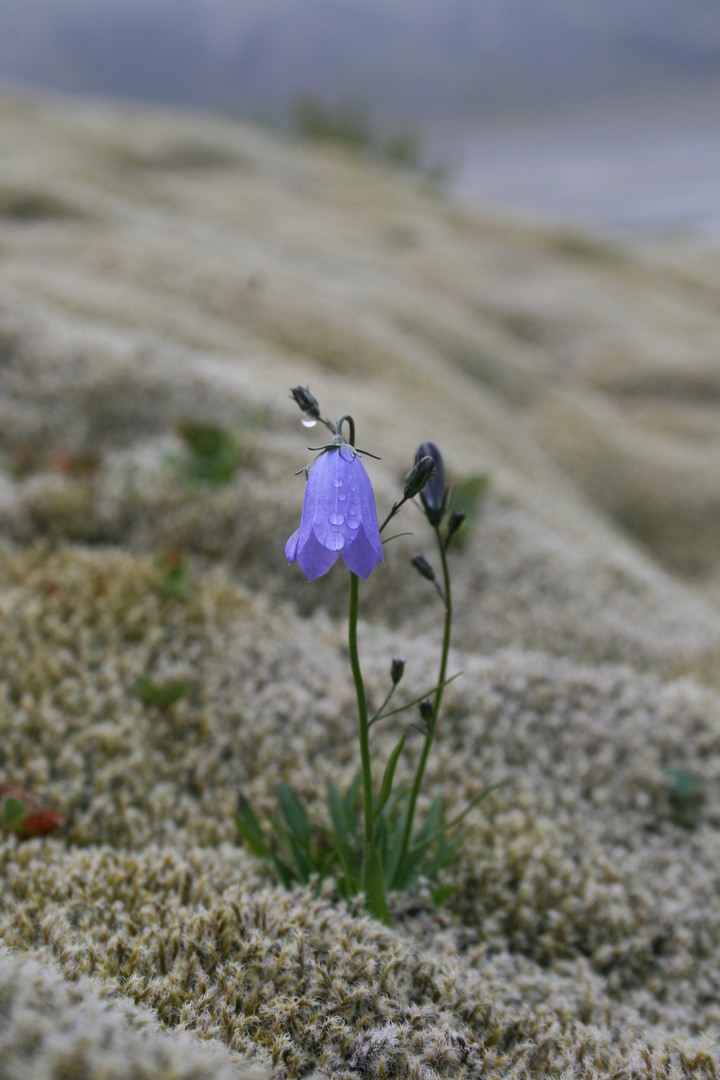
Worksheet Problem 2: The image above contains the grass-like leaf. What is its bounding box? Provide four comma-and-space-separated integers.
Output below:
364, 843, 392, 926
328, 781, 355, 885
153, 550, 191, 600
1, 796, 28, 831
278, 782, 311, 848
374, 736, 405, 822
133, 676, 188, 709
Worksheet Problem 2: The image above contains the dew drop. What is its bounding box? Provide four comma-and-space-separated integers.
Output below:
325, 530, 345, 550
301, 413, 317, 428
349, 484, 357, 492
332, 477, 343, 488
337, 493, 346, 502
348, 505, 358, 516
329, 513, 345, 526
348, 519, 361, 530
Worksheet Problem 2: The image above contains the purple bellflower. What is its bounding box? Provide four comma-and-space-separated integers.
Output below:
286, 442, 385, 582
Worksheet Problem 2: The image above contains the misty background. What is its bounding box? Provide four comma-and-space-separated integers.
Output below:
1, 0, 720, 237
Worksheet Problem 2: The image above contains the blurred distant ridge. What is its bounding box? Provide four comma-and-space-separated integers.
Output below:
0, 0, 719, 126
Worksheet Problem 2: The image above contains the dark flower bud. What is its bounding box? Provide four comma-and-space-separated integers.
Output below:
446, 510, 466, 541
418, 699, 434, 724
290, 386, 321, 419
411, 554, 435, 582
390, 657, 406, 685
415, 441, 447, 525
403, 455, 435, 500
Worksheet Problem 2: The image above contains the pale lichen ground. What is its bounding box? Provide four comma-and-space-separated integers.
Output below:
2, 88, 720, 1078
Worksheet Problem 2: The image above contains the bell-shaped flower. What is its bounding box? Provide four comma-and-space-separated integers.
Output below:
286, 445, 385, 582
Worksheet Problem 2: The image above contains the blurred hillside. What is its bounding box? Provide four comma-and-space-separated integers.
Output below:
3, 89, 720, 671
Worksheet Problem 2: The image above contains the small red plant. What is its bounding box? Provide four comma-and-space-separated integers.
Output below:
0, 784, 64, 840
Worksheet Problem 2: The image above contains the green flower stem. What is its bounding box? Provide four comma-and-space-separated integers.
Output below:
348, 572, 377, 892
378, 501, 403, 535
394, 523, 453, 884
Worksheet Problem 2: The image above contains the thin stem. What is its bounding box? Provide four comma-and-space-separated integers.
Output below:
370, 673, 461, 725
370, 683, 396, 725
348, 572, 374, 875
393, 522, 453, 885
336, 414, 355, 447
379, 500, 403, 534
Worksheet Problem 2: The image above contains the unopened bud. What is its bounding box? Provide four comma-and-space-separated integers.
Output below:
446, 510, 466, 540
290, 386, 321, 419
411, 554, 435, 582
403, 455, 435, 500
390, 657, 406, 685
415, 441, 447, 525
418, 699, 434, 724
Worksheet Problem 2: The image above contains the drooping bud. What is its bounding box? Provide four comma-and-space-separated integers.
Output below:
290, 386, 321, 419
390, 657, 406, 685
415, 441, 447, 525
411, 554, 435, 582
403, 455, 435, 500
446, 510, 466, 542
418, 699, 434, 724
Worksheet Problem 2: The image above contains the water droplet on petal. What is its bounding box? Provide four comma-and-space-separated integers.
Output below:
337, 493, 346, 502
325, 530, 345, 550
301, 413, 317, 428
329, 513, 344, 526
332, 477, 343, 488
348, 505, 358, 516
349, 484, 357, 492
347, 519, 361, 530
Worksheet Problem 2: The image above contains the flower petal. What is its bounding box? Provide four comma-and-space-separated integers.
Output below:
311, 447, 364, 552
285, 529, 301, 563
351, 457, 384, 563
297, 529, 340, 581
342, 527, 382, 580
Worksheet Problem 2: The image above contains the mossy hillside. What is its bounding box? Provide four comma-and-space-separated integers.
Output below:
3, 91, 720, 586
2, 546, 720, 1075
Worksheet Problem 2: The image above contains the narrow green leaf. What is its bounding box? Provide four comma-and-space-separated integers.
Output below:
408, 784, 503, 862
422, 833, 467, 879
415, 794, 444, 847
1, 796, 28, 830
394, 796, 445, 889
318, 849, 338, 880
269, 814, 312, 880
386, 800, 411, 890
234, 800, 295, 888
443, 783, 504, 832
328, 781, 354, 878
344, 772, 362, 832
233, 798, 268, 856
430, 885, 459, 907
286, 833, 312, 881
133, 676, 187, 709
373, 812, 388, 861
364, 844, 392, 926
268, 816, 308, 885
277, 782, 311, 847
374, 736, 405, 822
